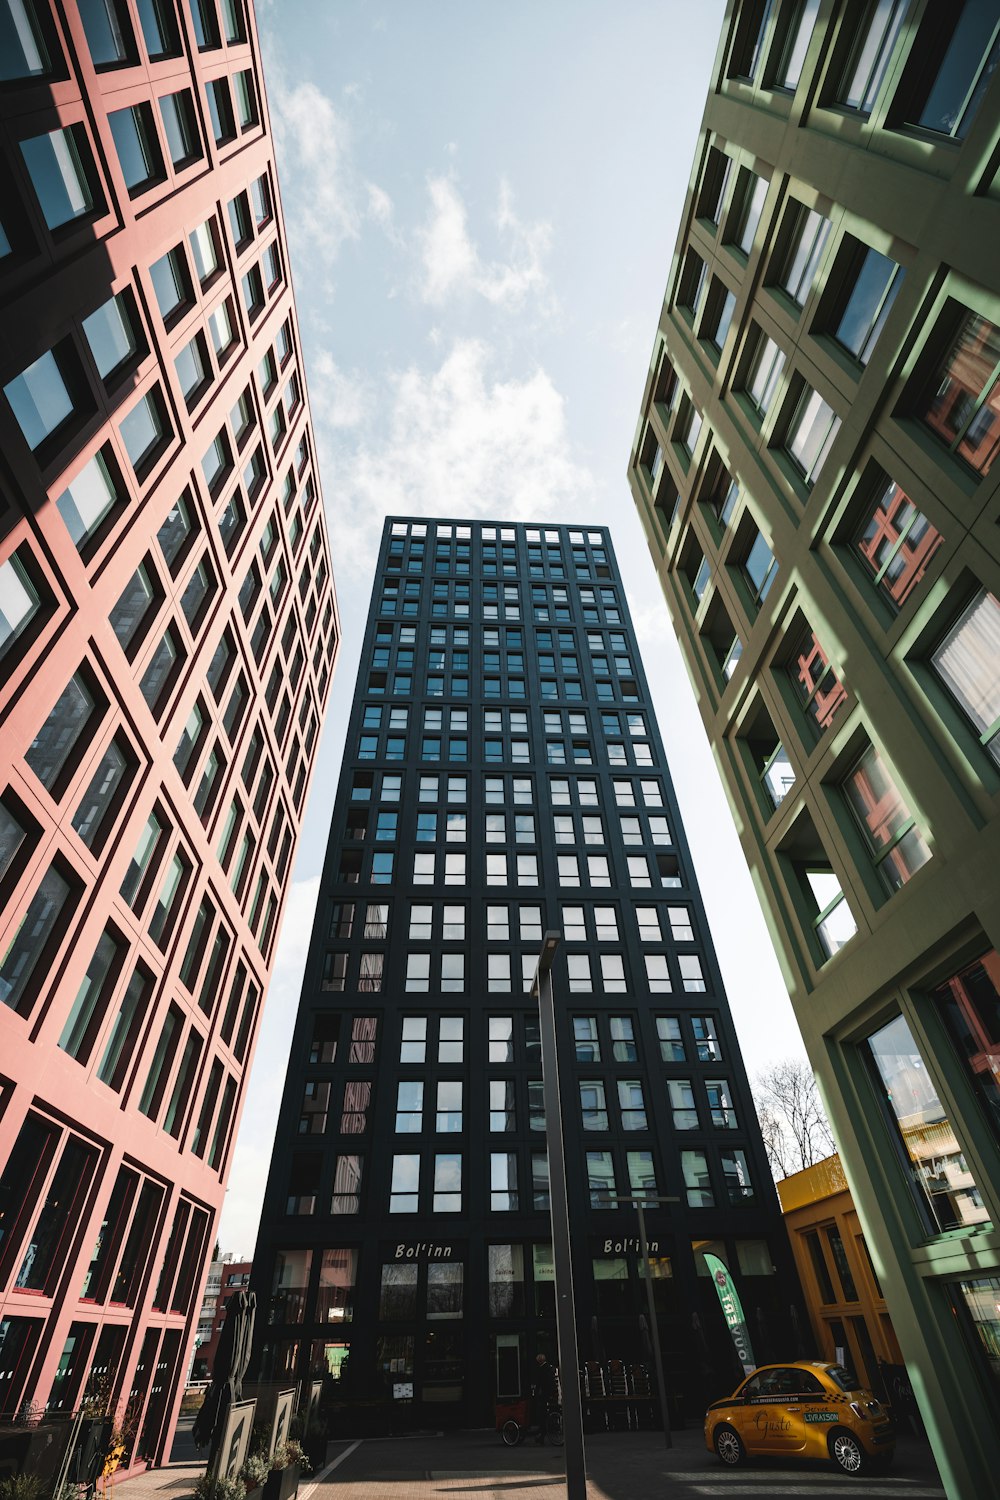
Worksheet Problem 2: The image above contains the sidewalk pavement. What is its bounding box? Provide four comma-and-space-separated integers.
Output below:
117, 1422, 946, 1500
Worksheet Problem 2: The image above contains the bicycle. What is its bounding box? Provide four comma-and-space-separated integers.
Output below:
500, 1402, 563, 1447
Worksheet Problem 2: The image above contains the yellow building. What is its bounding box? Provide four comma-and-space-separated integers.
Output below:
777, 1155, 904, 1396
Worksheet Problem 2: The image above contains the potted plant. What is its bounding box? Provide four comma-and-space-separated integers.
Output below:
194, 1475, 246, 1500
239, 1451, 270, 1500
0, 1477, 44, 1500
263, 1440, 309, 1500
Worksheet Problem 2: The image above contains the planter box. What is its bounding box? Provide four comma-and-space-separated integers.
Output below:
264, 1460, 300, 1500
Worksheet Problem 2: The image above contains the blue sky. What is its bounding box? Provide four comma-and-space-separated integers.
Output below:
219, 0, 803, 1254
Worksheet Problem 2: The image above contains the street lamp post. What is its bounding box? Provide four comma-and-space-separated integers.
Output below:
532, 930, 586, 1500
606, 1191, 679, 1448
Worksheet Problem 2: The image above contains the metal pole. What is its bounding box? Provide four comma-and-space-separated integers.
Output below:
634, 1197, 672, 1448
534, 933, 587, 1500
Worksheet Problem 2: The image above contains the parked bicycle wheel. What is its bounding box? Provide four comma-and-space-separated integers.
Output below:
501, 1418, 523, 1446
546, 1408, 564, 1446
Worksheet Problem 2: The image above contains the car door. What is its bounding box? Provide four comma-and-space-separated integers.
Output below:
745, 1367, 802, 1452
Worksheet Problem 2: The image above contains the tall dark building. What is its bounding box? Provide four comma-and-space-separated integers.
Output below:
252, 515, 795, 1429
626, 2, 1000, 1493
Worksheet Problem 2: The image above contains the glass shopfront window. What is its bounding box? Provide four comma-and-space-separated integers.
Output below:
865, 1013, 990, 1233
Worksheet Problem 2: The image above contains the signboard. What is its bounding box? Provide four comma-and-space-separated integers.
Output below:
215, 1400, 256, 1482
392, 1242, 454, 1259
392, 1382, 413, 1400
704, 1253, 755, 1376
269, 1389, 295, 1457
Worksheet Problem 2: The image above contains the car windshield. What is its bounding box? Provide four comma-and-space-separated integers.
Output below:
826, 1364, 859, 1392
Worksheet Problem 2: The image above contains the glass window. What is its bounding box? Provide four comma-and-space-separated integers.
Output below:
1, 0, 51, 77
842, 744, 931, 893
150, 245, 189, 321
119, 390, 165, 472
83, 292, 140, 381
746, 332, 785, 416
159, 89, 200, 166
789, 626, 848, 732
918, 308, 1000, 476
855, 478, 942, 608
586, 1151, 616, 1208
865, 1012, 989, 1232
775, 0, 820, 90
930, 589, 1000, 763
56, 450, 120, 549
657, 1015, 685, 1062
806, 869, 858, 957
731, 170, 768, 256
110, 562, 156, 653
740, 527, 778, 605
188, 0, 218, 49
786, 387, 841, 484
20, 128, 95, 229
0, 863, 73, 1013
682, 1149, 713, 1207
618, 1078, 647, 1130
25, 671, 97, 789
833, 246, 902, 364
204, 77, 233, 145
932, 950, 1000, 1150
903, 2, 1000, 141
778, 205, 830, 306
190, 220, 218, 283
433, 1153, 462, 1212
137, 0, 179, 56
5, 349, 75, 450
108, 104, 162, 192
0, 551, 42, 661
838, 0, 907, 113
71, 738, 130, 847
580, 1080, 608, 1130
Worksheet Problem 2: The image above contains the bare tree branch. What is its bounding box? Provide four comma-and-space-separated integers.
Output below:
753, 1058, 835, 1179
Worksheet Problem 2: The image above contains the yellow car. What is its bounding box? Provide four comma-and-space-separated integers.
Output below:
704, 1361, 895, 1474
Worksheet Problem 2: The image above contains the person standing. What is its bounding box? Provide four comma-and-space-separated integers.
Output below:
530, 1352, 558, 1444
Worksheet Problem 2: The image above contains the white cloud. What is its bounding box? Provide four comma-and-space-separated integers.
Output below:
308, 349, 372, 430
310, 337, 594, 580
269, 80, 394, 265
417, 176, 551, 308
216, 877, 320, 1259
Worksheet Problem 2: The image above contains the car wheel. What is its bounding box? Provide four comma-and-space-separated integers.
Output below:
829, 1430, 866, 1475
714, 1425, 746, 1467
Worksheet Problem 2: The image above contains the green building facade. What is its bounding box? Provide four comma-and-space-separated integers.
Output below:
627, 3, 1000, 1496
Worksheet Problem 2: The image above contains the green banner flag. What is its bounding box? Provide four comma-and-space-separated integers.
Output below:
704, 1253, 756, 1376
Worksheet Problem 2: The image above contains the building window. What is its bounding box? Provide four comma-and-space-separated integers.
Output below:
693, 1015, 721, 1061
738, 524, 779, 607
805, 868, 857, 958
0, 862, 75, 1015
151, 245, 191, 323
5, 345, 83, 452
836, 0, 907, 114
842, 744, 931, 894
929, 589, 1000, 764
618, 1079, 647, 1130
702, 278, 737, 350
331, 1155, 361, 1215
159, 88, 200, 166
72, 737, 133, 848
586, 1151, 616, 1208
745, 331, 785, 417
188, 0, 219, 48
830, 245, 903, 365
854, 478, 942, 608
433, 1154, 461, 1212
729, 169, 768, 256
773, 0, 820, 91
580, 1081, 608, 1131
108, 103, 163, 194
897, 3, 1000, 141
83, 291, 143, 383
668, 1078, 698, 1130
932, 950, 1000, 1153
20, 126, 96, 229
785, 386, 841, 485
788, 626, 848, 733
917, 307, 1000, 477
120, 388, 167, 474
682, 1149, 713, 1207
776, 204, 830, 307
722, 1149, 754, 1204
490, 1153, 518, 1211
0, 550, 43, 664
864, 1012, 989, 1233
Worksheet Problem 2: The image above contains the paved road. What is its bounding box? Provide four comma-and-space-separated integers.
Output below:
303, 1427, 946, 1500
